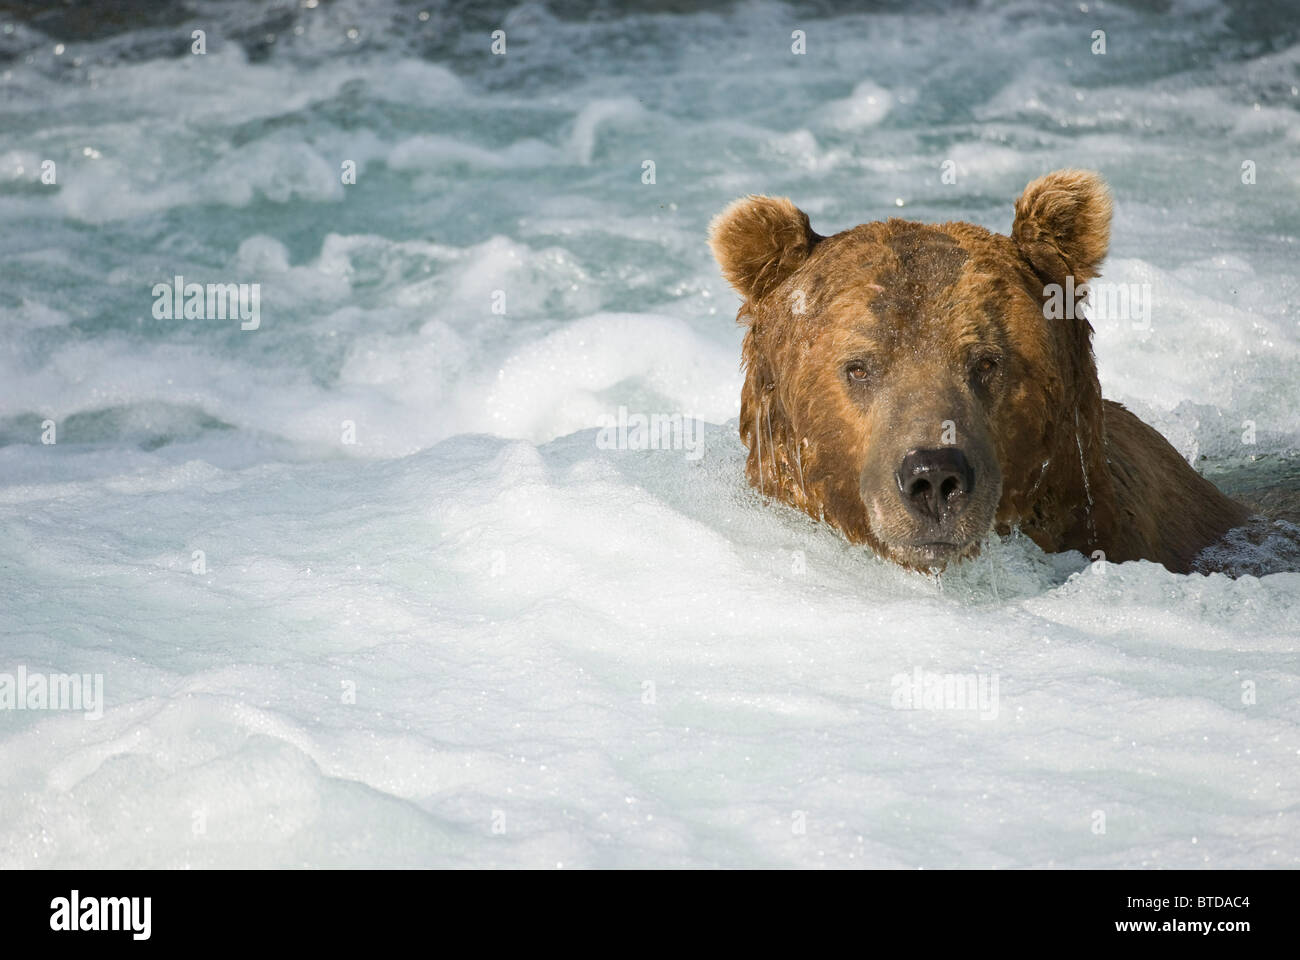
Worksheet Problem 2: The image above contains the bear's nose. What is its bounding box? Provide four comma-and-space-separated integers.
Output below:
896, 448, 975, 525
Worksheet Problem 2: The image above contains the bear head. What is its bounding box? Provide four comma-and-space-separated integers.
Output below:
709, 169, 1115, 571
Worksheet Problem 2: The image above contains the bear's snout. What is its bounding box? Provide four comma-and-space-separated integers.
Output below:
896, 447, 976, 527
859, 420, 1001, 570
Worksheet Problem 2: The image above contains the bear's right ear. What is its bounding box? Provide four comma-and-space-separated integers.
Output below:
709, 195, 818, 302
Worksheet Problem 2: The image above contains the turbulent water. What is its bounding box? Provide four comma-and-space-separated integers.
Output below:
1, 0, 1298, 867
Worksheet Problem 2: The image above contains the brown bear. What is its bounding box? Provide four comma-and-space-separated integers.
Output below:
709, 169, 1252, 574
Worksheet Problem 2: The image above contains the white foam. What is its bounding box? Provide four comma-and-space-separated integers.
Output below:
1, 428, 1296, 867
819, 79, 893, 131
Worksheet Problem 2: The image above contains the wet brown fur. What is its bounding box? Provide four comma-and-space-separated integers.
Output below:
709, 170, 1251, 574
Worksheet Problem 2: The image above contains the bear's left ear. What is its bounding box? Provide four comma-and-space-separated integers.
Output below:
709, 195, 820, 302
1011, 169, 1111, 284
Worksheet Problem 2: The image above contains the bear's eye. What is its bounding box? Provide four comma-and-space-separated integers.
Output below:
845, 362, 872, 384
970, 354, 1001, 379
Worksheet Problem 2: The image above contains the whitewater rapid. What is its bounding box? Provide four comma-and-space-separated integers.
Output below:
1, 0, 1297, 867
